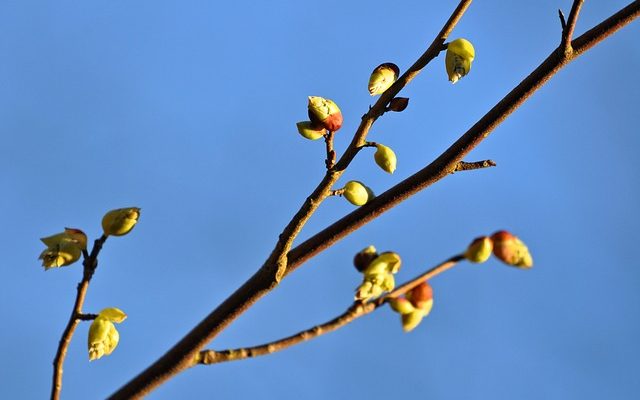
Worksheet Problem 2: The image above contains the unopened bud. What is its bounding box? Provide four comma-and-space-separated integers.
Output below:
368, 63, 399, 96
491, 230, 533, 268
406, 281, 434, 312
343, 180, 374, 206
464, 236, 493, 263
388, 97, 409, 112
353, 245, 378, 273
102, 207, 141, 237
445, 38, 475, 84
307, 96, 343, 132
296, 121, 325, 140
374, 143, 397, 174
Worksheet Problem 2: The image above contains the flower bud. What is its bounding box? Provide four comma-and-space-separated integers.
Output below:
445, 38, 475, 84
353, 245, 378, 273
97, 307, 128, 323
365, 251, 402, 275
464, 236, 493, 263
355, 251, 401, 302
87, 308, 127, 361
491, 230, 533, 268
343, 180, 374, 206
401, 311, 425, 332
368, 63, 399, 96
406, 281, 434, 312
102, 207, 141, 237
374, 143, 397, 174
388, 97, 409, 112
388, 297, 415, 315
307, 96, 343, 132
296, 121, 325, 140
39, 228, 87, 270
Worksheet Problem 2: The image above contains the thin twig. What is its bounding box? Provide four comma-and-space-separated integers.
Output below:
51, 235, 107, 400
453, 159, 497, 173
561, 0, 585, 55
109, 2, 640, 398
558, 9, 567, 31
196, 255, 463, 365
324, 131, 336, 169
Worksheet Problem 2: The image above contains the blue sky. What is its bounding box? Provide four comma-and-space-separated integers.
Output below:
2, 1, 639, 399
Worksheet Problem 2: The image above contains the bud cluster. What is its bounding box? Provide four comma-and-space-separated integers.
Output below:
388, 281, 434, 332
354, 246, 402, 303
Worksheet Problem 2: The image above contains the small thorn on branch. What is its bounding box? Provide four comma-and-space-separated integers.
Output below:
453, 159, 497, 173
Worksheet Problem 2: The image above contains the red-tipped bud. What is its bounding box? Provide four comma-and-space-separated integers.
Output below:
491, 230, 533, 268
307, 96, 343, 132
406, 281, 434, 312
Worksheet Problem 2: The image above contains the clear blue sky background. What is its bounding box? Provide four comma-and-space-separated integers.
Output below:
2, 1, 639, 399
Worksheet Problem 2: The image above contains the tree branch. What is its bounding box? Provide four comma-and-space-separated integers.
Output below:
196, 255, 463, 365
51, 235, 107, 400
108, 2, 473, 398
284, 1, 640, 276
109, 2, 640, 398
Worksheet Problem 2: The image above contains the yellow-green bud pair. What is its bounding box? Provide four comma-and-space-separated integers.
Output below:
463, 231, 533, 268
388, 281, 434, 332
88, 307, 127, 361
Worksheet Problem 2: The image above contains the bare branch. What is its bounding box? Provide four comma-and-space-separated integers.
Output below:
196, 255, 463, 366
558, 9, 567, 31
51, 235, 107, 400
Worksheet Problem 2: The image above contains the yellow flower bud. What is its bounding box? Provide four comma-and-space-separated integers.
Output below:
401, 310, 425, 332
354, 252, 401, 302
368, 63, 399, 96
307, 96, 343, 132
97, 307, 128, 323
343, 180, 374, 206
102, 207, 141, 237
88, 308, 127, 361
388, 297, 415, 315
491, 231, 533, 268
445, 38, 475, 84
296, 121, 325, 140
464, 236, 494, 263
365, 251, 402, 275
38, 228, 87, 270
374, 143, 397, 174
